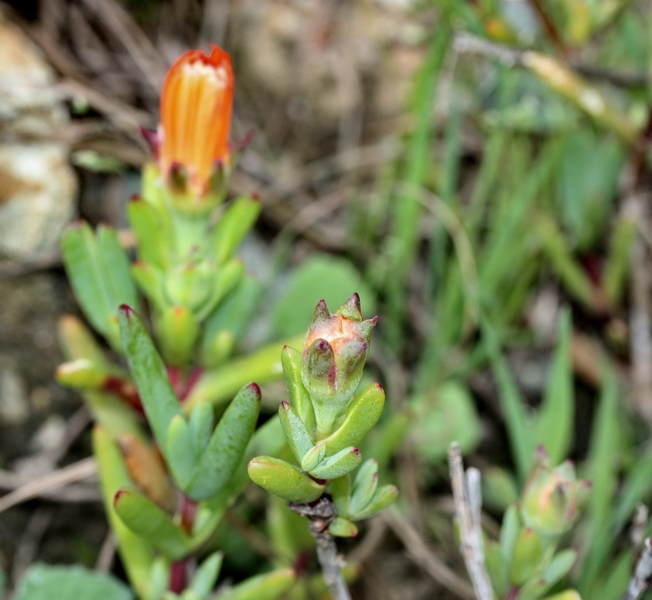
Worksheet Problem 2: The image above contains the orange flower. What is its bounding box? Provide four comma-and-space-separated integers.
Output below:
159, 45, 234, 196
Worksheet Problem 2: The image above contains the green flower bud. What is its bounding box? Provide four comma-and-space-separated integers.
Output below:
521, 448, 591, 537
301, 294, 377, 437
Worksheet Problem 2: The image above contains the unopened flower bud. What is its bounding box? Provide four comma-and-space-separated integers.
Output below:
301, 293, 377, 437
521, 448, 590, 537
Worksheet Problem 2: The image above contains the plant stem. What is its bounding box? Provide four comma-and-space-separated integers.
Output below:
288, 497, 351, 600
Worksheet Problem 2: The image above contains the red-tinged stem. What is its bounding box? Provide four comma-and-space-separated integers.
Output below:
180, 494, 198, 535
167, 366, 204, 402
506, 586, 520, 600
169, 560, 187, 593
102, 376, 144, 416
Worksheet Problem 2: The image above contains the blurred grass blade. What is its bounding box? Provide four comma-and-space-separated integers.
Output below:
535, 214, 596, 310
578, 365, 620, 594
533, 309, 573, 464
603, 214, 637, 307
483, 317, 532, 481
383, 22, 451, 347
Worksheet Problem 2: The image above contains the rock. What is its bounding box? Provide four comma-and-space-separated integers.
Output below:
0, 8, 77, 262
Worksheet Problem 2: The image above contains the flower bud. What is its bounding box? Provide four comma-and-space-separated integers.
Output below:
301, 294, 377, 437
157, 45, 234, 212
521, 448, 591, 537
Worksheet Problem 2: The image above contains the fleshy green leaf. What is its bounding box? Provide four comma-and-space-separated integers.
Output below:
328, 517, 358, 538
188, 552, 223, 597
186, 383, 261, 499
308, 446, 362, 480
322, 384, 385, 456
93, 427, 154, 598
281, 346, 316, 436
14, 564, 133, 600
166, 415, 195, 488
211, 195, 261, 265
114, 488, 191, 560
157, 305, 199, 367
62, 222, 114, 338
351, 485, 398, 520
279, 401, 314, 464
118, 305, 183, 449
349, 459, 378, 516
216, 568, 295, 600
248, 456, 325, 503
300, 443, 326, 472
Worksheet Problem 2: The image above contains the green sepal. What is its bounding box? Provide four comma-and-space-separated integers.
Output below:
509, 528, 546, 586
308, 446, 361, 480
114, 487, 191, 560
349, 459, 378, 516
300, 443, 326, 472
127, 196, 169, 269
329, 517, 358, 538
185, 383, 261, 500
189, 400, 214, 458
188, 552, 223, 598
281, 346, 316, 437
248, 456, 325, 503
211, 195, 261, 266
279, 401, 314, 464
330, 475, 350, 516
93, 427, 153, 599
132, 261, 167, 311
351, 485, 399, 520
166, 415, 195, 488
118, 305, 183, 449
157, 306, 200, 367
216, 568, 295, 600
321, 384, 385, 455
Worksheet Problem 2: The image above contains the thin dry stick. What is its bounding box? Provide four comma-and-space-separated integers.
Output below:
622, 538, 652, 600
448, 442, 495, 600
0, 457, 97, 514
288, 497, 351, 600
382, 507, 475, 600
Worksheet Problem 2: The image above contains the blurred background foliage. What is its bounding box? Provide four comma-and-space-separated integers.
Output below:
1, 0, 652, 598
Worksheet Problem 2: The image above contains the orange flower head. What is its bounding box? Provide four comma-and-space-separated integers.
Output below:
159, 45, 234, 196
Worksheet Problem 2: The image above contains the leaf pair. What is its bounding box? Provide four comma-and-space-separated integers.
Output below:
330, 459, 398, 537
62, 222, 138, 351
118, 306, 261, 500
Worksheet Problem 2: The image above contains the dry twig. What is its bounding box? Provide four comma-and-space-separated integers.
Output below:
288, 497, 351, 600
382, 506, 475, 600
622, 538, 652, 600
448, 442, 495, 600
